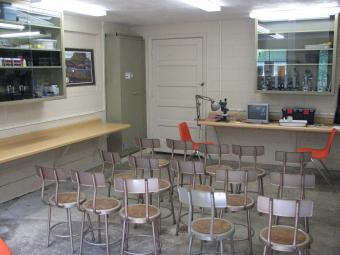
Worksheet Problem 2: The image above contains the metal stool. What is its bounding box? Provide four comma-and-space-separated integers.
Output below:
115, 178, 162, 255
129, 155, 176, 224
73, 171, 121, 255
257, 196, 313, 255
36, 166, 86, 253
216, 169, 257, 255
232, 145, 266, 196
200, 143, 234, 186
187, 188, 235, 255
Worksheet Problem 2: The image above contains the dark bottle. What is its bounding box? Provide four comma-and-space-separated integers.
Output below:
335, 85, 340, 124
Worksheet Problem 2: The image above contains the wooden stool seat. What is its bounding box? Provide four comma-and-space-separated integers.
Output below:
49, 192, 86, 207
227, 194, 254, 210
158, 159, 169, 168
192, 218, 233, 235
120, 204, 161, 220
84, 197, 121, 214
242, 166, 266, 177
193, 184, 214, 192
260, 225, 309, 246
159, 179, 171, 192
206, 164, 233, 175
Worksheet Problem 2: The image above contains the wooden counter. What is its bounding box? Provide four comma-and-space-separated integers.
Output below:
0, 118, 130, 164
198, 120, 336, 133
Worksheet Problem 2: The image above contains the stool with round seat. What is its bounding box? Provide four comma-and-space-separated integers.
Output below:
36, 166, 86, 254
232, 145, 266, 196
215, 169, 257, 255
200, 143, 234, 186
73, 171, 121, 255
114, 178, 162, 255
257, 196, 314, 255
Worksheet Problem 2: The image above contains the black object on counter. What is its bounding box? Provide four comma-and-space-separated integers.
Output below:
334, 85, 340, 124
282, 107, 316, 124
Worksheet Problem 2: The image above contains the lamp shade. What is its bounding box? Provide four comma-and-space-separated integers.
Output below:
211, 101, 220, 111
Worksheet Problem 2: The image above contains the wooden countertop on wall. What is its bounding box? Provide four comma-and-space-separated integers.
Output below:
0, 118, 130, 164
198, 120, 336, 133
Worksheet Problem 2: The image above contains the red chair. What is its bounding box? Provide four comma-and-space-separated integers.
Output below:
0, 239, 12, 255
297, 128, 337, 184
178, 122, 213, 157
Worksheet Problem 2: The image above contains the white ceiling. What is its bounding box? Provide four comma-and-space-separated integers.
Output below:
77, 0, 340, 26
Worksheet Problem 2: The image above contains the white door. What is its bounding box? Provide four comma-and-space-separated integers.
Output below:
149, 37, 204, 148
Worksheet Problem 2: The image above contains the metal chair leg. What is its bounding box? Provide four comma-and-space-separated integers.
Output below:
176, 203, 182, 235
86, 214, 95, 241
152, 221, 158, 255
169, 189, 176, 224
262, 245, 268, 255
188, 235, 193, 255
311, 159, 331, 184
79, 211, 85, 255
66, 208, 74, 253
98, 215, 102, 243
47, 206, 51, 247
121, 220, 126, 255
230, 237, 235, 255
220, 240, 223, 255
246, 209, 253, 255
105, 215, 109, 255
319, 159, 332, 175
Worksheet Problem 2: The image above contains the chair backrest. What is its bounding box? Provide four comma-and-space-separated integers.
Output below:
129, 155, 160, 177
0, 239, 12, 255
166, 138, 194, 160
177, 186, 190, 205
188, 190, 228, 235
324, 128, 337, 154
257, 196, 313, 247
178, 122, 193, 142
115, 178, 160, 220
275, 151, 311, 174
135, 137, 161, 157
216, 169, 257, 185
232, 145, 264, 170
199, 144, 229, 165
99, 150, 121, 165
178, 160, 205, 175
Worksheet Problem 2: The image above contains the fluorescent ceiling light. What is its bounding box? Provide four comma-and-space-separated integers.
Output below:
257, 25, 270, 33
250, 5, 340, 21
0, 23, 24, 30
0, 31, 40, 38
32, 0, 107, 17
270, 33, 285, 39
180, 0, 221, 12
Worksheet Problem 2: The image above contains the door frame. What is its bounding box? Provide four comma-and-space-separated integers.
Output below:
146, 33, 207, 139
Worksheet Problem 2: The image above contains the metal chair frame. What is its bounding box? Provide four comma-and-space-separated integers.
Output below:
73, 171, 121, 255
257, 196, 313, 255
115, 178, 162, 255
36, 166, 84, 254
187, 189, 235, 255
215, 169, 257, 255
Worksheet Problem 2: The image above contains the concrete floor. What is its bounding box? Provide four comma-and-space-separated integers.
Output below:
0, 159, 340, 255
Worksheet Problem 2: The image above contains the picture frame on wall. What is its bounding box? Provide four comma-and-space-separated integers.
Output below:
65, 48, 96, 86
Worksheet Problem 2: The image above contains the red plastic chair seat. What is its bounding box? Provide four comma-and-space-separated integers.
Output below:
0, 239, 12, 255
178, 122, 214, 150
193, 141, 214, 151
297, 147, 327, 160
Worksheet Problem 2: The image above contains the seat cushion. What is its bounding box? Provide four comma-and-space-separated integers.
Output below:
192, 218, 233, 235
159, 159, 170, 168
260, 226, 308, 246
206, 164, 233, 175
121, 204, 160, 219
227, 194, 254, 208
84, 197, 121, 212
194, 184, 214, 192
159, 179, 171, 192
49, 192, 85, 207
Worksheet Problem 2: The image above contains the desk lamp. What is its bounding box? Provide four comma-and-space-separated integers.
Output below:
195, 95, 228, 126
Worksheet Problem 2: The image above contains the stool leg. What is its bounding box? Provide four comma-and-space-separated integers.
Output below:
79, 211, 85, 255
246, 209, 253, 255
86, 214, 95, 241
152, 221, 158, 255
176, 203, 182, 235
220, 240, 223, 255
66, 208, 74, 253
47, 206, 51, 247
188, 235, 193, 255
121, 220, 127, 255
169, 189, 176, 224
98, 215, 102, 243
230, 237, 235, 255
105, 214, 109, 255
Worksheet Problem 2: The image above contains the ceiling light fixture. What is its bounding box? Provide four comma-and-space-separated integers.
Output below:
257, 25, 270, 33
0, 31, 40, 38
32, 0, 107, 17
250, 5, 340, 21
180, 0, 221, 12
0, 23, 24, 30
270, 33, 285, 40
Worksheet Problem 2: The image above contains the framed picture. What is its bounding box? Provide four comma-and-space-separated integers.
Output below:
65, 48, 95, 86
